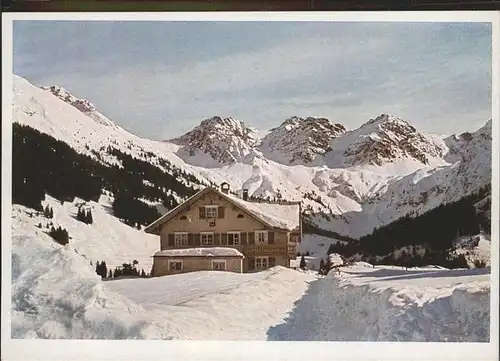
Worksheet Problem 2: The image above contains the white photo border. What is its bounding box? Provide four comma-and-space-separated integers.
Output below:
2, 11, 499, 361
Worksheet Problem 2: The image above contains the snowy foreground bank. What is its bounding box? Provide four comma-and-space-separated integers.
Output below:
269, 264, 490, 342
11, 208, 490, 341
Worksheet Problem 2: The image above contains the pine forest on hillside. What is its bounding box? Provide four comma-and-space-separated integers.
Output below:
325, 185, 491, 268
12, 123, 199, 227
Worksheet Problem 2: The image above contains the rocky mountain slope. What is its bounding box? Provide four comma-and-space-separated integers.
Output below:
323, 114, 449, 168
259, 116, 346, 165
12, 75, 492, 242
168, 116, 260, 167
41, 85, 120, 129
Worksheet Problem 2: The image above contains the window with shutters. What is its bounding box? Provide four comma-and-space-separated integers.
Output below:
255, 256, 269, 270
168, 260, 183, 272
211, 260, 226, 271
174, 232, 188, 246
205, 205, 218, 219
255, 231, 268, 244
227, 232, 240, 246
201, 232, 214, 245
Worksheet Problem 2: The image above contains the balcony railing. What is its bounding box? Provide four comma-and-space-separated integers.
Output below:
245, 245, 287, 255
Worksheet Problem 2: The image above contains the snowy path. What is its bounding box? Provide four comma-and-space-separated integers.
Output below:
267, 264, 490, 342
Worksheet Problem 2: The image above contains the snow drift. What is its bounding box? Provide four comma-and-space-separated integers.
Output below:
11, 205, 179, 339
268, 263, 490, 342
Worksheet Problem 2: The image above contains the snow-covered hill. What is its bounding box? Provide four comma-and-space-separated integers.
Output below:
13, 195, 157, 271
12, 74, 492, 245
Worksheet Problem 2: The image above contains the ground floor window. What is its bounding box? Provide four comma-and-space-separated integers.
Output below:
168, 260, 183, 271
201, 233, 214, 245
212, 260, 226, 271
255, 256, 269, 270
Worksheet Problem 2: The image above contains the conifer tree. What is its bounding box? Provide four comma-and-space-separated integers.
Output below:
320, 258, 325, 270
300, 255, 307, 270
77, 207, 83, 222
101, 261, 107, 279
86, 209, 93, 224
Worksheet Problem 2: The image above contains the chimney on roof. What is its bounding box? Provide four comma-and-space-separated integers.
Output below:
242, 189, 249, 201
220, 182, 230, 194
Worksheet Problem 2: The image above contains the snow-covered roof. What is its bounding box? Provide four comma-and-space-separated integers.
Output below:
223, 192, 300, 231
145, 187, 301, 234
154, 247, 244, 258
328, 253, 344, 267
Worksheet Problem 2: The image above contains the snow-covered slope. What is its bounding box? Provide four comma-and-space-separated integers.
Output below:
14, 75, 208, 190
36, 195, 158, 270
41, 85, 119, 129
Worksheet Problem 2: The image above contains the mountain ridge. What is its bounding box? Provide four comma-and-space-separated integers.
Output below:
13, 74, 492, 241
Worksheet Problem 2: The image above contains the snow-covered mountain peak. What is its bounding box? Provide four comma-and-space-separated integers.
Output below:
365, 113, 409, 126
444, 119, 492, 166
169, 116, 259, 166
41, 84, 118, 128
259, 116, 346, 165
42, 85, 95, 113
325, 114, 448, 168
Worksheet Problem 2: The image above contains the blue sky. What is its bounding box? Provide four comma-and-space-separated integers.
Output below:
13, 21, 491, 140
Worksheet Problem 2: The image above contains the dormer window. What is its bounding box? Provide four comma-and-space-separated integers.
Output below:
205, 205, 218, 219
179, 215, 187, 220
199, 205, 225, 219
